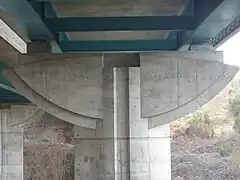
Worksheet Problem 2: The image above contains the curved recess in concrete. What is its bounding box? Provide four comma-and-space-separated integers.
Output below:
10, 108, 45, 128
148, 65, 238, 128
3, 68, 98, 129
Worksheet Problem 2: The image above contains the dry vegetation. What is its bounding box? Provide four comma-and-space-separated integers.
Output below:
24, 115, 74, 180
24, 144, 74, 180
171, 73, 240, 180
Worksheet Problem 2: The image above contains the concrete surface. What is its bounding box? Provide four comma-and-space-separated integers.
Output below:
15, 54, 103, 119
74, 68, 115, 180
54, 0, 184, 17
149, 64, 239, 128
0, 105, 40, 180
0, 109, 23, 180
74, 67, 171, 180
0, 105, 74, 180
7, 51, 237, 129
2, 50, 238, 180
128, 68, 150, 179
0, 37, 19, 67
140, 52, 238, 127
114, 68, 130, 180
149, 124, 171, 180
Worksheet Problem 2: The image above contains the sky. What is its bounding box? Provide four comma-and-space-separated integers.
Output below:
217, 31, 240, 67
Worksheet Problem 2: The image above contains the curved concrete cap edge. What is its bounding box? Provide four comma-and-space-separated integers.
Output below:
15, 54, 103, 120
148, 65, 239, 128
3, 68, 98, 129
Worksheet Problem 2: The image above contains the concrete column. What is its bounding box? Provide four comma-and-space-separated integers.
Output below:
98, 68, 115, 179
0, 108, 23, 180
74, 68, 115, 180
114, 68, 130, 180
128, 68, 150, 180
149, 124, 171, 180
74, 67, 171, 180
74, 126, 99, 180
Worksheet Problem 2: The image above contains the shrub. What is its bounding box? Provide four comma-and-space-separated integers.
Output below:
229, 83, 240, 133
186, 112, 214, 138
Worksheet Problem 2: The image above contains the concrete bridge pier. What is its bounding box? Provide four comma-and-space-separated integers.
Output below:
74, 67, 171, 180
1, 47, 238, 180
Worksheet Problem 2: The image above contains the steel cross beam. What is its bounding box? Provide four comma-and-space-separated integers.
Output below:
1, 0, 240, 52
59, 40, 178, 52
0, 62, 29, 104
0, 0, 65, 102
178, 0, 240, 49
46, 16, 197, 32
0, 0, 64, 52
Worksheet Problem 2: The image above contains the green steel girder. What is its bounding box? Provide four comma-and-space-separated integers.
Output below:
46, 16, 197, 32
178, 0, 240, 48
0, 0, 64, 52
0, 62, 29, 104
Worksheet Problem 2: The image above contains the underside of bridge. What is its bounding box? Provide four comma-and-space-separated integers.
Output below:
0, 0, 240, 179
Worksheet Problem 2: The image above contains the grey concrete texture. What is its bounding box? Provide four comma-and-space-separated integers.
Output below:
0, 37, 19, 67
149, 64, 238, 128
3, 68, 97, 129
8, 105, 40, 128
140, 52, 239, 128
27, 42, 52, 53
6, 51, 237, 130
54, 0, 184, 17
16, 54, 103, 120
0, 108, 24, 180
74, 67, 171, 180
128, 68, 150, 180
115, 68, 130, 180
67, 31, 170, 41
74, 68, 115, 180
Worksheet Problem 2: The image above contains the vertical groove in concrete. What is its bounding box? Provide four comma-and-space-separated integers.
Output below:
114, 68, 118, 180
100, 67, 115, 179
114, 68, 130, 180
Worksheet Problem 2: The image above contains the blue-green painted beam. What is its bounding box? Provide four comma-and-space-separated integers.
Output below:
178, 0, 240, 48
46, 16, 197, 32
167, 0, 194, 40
0, 63, 29, 104
0, 0, 52, 40
0, 63, 17, 94
0, 0, 62, 51
0, 88, 29, 104
59, 40, 178, 52
211, 14, 240, 47
43, 1, 69, 41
